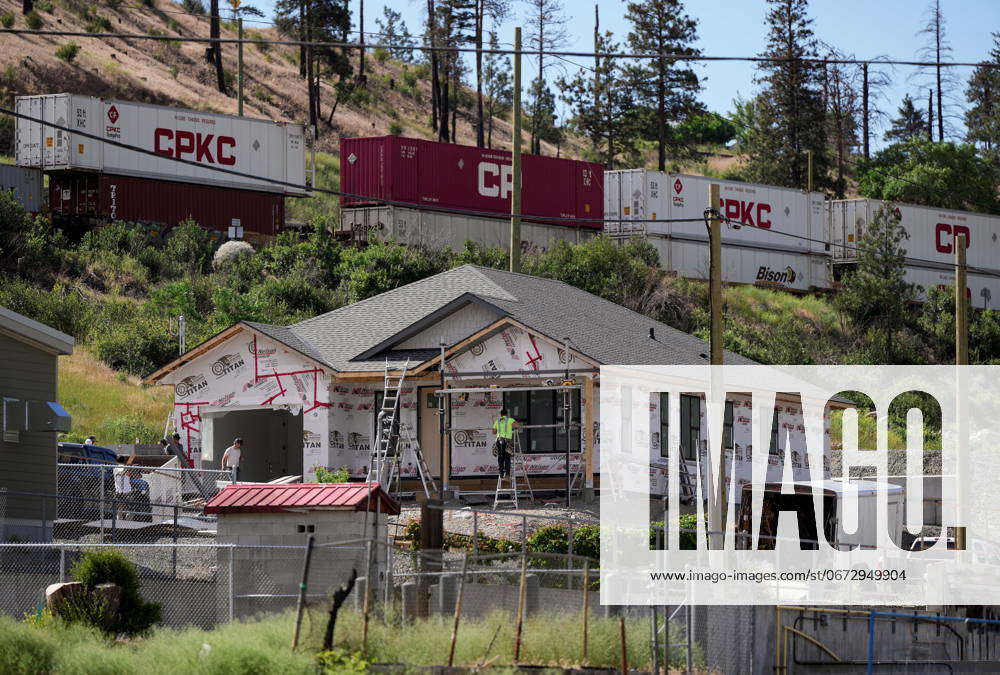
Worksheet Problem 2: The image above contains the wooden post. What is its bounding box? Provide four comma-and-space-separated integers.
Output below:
581, 562, 590, 665
447, 553, 469, 667
362, 540, 372, 653
707, 184, 725, 547
583, 376, 595, 498
619, 614, 628, 675
514, 551, 528, 663
291, 534, 315, 649
510, 26, 522, 273
955, 232, 968, 553
862, 63, 870, 159
806, 149, 814, 193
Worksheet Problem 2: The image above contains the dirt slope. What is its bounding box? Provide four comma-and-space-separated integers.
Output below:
0, 0, 580, 157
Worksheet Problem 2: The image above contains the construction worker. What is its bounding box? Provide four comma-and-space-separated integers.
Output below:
491, 409, 519, 478
221, 437, 243, 481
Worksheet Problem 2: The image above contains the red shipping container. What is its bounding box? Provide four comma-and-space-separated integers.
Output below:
47, 172, 285, 235
340, 136, 603, 228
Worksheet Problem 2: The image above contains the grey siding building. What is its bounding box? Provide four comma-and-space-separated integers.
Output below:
0, 306, 74, 540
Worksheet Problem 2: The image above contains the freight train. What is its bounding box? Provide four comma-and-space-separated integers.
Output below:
14, 93, 306, 242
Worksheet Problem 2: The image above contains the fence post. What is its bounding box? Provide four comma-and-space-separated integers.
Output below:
292, 534, 315, 649
567, 520, 574, 590
514, 551, 528, 663
866, 610, 876, 675
59, 545, 65, 583
99, 467, 105, 540
472, 511, 478, 557
619, 613, 628, 675
172, 505, 179, 578
447, 552, 468, 667
41, 495, 47, 540
228, 545, 235, 622
651, 605, 660, 675
581, 562, 589, 665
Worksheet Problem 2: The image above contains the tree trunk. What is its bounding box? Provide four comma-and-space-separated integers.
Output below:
862, 63, 870, 159
298, 0, 306, 79
531, 16, 543, 155
935, 1, 943, 142
475, 0, 484, 146
927, 89, 934, 140
359, 0, 367, 84
306, 2, 316, 139
21, 0, 32, 14
428, 0, 440, 134
656, 27, 665, 172
210, 0, 226, 93
593, 5, 601, 156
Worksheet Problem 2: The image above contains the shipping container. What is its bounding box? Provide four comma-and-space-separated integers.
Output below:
340, 136, 603, 227
15, 94, 306, 195
0, 164, 43, 212
48, 172, 285, 236
605, 169, 831, 291
340, 205, 595, 253
828, 198, 1000, 306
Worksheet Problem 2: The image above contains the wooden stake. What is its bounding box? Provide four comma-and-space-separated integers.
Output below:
514, 552, 528, 663
708, 183, 725, 548
509, 26, 523, 273
362, 540, 372, 653
619, 614, 628, 674
448, 553, 469, 667
581, 562, 590, 665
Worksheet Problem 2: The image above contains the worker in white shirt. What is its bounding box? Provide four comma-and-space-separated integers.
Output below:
113, 457, 132, 520
221, 437, 243, 481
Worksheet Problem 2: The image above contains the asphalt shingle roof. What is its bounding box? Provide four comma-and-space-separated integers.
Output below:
254, 264, 752, 372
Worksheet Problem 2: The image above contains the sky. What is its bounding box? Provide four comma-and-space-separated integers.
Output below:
248, 0, 999, 148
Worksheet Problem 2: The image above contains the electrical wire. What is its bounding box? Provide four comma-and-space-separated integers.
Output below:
0, 105, 703, 227
1, 27, 998, 68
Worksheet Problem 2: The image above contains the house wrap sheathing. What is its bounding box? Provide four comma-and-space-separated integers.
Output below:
145, 265, 830, 493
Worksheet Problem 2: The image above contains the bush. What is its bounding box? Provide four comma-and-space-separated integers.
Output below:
0, 618, 57, 673
70, 549, 161, 635
0, 12, 13, 28
25, 10, 42, 29
36, 0, 54, 11
212, 240, 255, 271
56, 42, 81, 63
250, 32, 269, 52
402, 69, 417, 88
165, 220, 215, 276
388, 121, 404, 136
0, 278, 93, 339
181, 0, 205, 14
314, 466, 350, 483
86, 15, 111, 32
373, 47, 389, 63
89, 308, 177, 377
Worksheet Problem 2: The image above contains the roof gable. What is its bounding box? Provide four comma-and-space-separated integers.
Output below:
204, 482, 400, 515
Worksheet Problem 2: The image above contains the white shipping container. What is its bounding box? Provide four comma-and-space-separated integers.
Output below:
15, 94, 306, 195
828, 199, 1000, 305
605, 170, 831, 291
342, 205, 595, 253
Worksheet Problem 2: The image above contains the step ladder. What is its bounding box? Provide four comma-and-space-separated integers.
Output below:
493, 431, 534, 509
385, 421, 438, 499
678, 456, 696, 505
367, 359, 410, 487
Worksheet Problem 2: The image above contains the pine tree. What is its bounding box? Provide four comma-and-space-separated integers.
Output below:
744, 0, 830, 191
558, 30, 639, 168
524, 0, 568, 154
916, 0, 958, 142
482, 30, 513, 148
623, 0, 702, 171
965, 32, 1000, 159
884, 95, 928, 143
375, 7, 416, 61
525, 77, 562, 152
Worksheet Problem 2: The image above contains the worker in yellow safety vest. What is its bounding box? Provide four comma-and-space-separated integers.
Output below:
491, 409, 519, 478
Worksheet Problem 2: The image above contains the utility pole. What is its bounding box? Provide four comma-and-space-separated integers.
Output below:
955, 233, 968, 553
707, 184, 724, 548
806, 150, 814, 193
862, 63, 870, 159
509, 26, 522, 273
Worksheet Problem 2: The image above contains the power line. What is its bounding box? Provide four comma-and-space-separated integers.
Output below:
0, 105, 701, 227
6, 105, 998, 280
1, 27, 998, 68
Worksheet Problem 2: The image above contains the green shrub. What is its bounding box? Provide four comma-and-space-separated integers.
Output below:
314, 466, 350, 483
0, 278, 93, 339
316, 648, 369, 672
85, 14, 110, 32
169, 65, 179, 79
388, 121, 404, 136
402, 69, 417, 88
0, 618, 57, 674
36, 0, 54, 11
249, 32, 270, 52
0, 12, 13, 28
25, 10, 42, 29
56, 42, 81, 63
164, 220, 215, 276
70, 549, 162, 635
181, 0, 204, 14
89, 309, 177, 377
212, 239, 255, 271
373, 47, 389, 63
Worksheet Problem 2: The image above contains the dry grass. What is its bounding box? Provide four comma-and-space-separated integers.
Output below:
58, 346, 173, 444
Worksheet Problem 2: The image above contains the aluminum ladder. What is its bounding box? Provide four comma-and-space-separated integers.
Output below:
367, 359, 410, 486
678, 455, 696, 505
385, 421, 438, 499
493, 431, 534, 509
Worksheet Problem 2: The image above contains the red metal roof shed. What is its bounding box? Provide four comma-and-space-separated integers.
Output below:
203, 483, 400, 516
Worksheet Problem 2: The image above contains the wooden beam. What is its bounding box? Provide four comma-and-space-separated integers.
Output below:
584, 375, 595, 489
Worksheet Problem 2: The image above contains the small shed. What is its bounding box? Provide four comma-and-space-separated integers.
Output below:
205, 483, 398, 618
